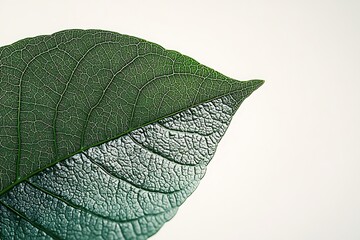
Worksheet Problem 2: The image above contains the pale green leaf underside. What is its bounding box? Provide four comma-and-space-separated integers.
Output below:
0, 29, 263, 239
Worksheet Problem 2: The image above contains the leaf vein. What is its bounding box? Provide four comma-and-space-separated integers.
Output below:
128, 134, 198, 166
52, 40, 125, 157
82, 152, 182, 194
24, 180, 175, 224
0, 199, 61, 239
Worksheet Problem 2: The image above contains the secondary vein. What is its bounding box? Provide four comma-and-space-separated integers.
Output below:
0, 199, 61, 239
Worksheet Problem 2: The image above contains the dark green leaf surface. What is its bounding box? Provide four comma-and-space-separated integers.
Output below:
0, 29, 263, 239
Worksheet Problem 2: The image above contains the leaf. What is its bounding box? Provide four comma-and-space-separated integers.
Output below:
0, 29, 263, 239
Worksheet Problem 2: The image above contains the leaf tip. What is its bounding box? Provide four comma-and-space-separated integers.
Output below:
242, 79, 264, 98
249, 79, 265, 90
245, 79, 265, 97
228, 79, 264, 106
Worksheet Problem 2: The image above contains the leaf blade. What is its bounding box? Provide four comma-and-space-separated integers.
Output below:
0, 29, 263, 239
0, 29, 262, 194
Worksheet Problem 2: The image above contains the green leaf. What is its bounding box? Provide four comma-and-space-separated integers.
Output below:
0, 29, 263, 239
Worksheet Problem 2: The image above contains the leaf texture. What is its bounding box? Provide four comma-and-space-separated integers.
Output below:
0, 29, 263, 239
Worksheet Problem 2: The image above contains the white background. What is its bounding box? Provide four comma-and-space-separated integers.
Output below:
1, 1, 360, 239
